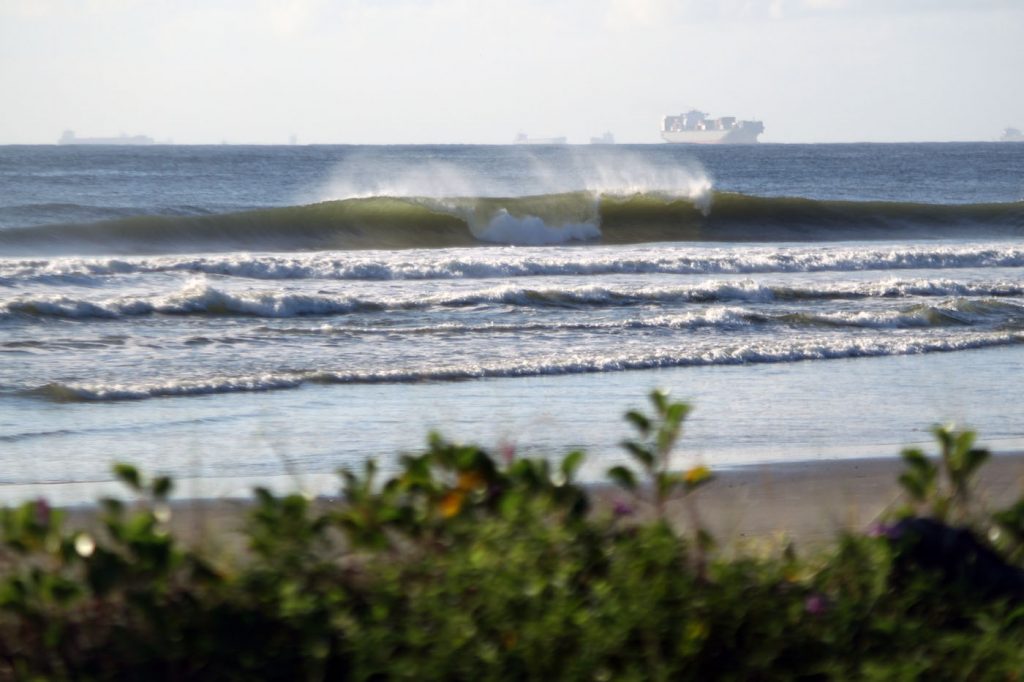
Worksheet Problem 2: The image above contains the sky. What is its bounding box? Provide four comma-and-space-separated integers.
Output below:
1, 0, 1022, 144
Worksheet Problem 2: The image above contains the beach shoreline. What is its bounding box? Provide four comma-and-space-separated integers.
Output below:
23, 451, 1023, 550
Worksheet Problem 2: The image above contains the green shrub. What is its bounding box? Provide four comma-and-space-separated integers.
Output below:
1, 393, 1023, 679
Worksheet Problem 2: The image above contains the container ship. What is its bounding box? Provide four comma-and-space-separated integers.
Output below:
513, 133, 567, 145
661, 110, 764, 144
59, 130, 155, 146
1001, 127, 1024, 142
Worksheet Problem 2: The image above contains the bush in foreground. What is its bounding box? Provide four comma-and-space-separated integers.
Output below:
1, 392, 1024, 679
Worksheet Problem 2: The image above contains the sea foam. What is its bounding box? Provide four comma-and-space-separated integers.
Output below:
4, 243, 1024, 285
5, 278, 1024, 320
22, 331, 1023, 403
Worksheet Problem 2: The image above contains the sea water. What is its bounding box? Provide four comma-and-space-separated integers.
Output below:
1, 143, 1022, 503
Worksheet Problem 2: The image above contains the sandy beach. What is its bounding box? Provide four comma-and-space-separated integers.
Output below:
673, 453, 1024, 547
42, 452, 1024, 554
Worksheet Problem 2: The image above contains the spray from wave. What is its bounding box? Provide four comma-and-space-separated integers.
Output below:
315, 149, 712, 205
2, 147, 1022, 255
314, 150, 712, 247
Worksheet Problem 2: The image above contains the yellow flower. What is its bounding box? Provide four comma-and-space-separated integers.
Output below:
438, 490, 465, 518
683, 465, 712, 486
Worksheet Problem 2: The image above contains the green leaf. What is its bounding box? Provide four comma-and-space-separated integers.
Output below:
560, 450, 585, 480
900, 448, 931, 472
932, 424, 955, 451
953, 429, 976, 457
656, 426, 680, 459
607, 466, 638, 491
622, 441, 655, 469
254, 487, 275, 507
624, 410, 651, 435
898, 473, 927, 502
665, 402, 691, 428
650, 389, 669, 415
152, 476, 173, 499
100, 497, 124, 516
112, 463, 141, 491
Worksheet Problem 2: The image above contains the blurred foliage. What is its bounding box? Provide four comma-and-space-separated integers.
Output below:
1, 397, 1024, 679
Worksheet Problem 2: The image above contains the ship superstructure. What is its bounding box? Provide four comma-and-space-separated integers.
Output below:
661, 110, 763, 144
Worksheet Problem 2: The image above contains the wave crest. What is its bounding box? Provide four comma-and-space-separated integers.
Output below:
5, 278, 1024, 321
1, 192, 1021, 255
4, 243, 1024, 285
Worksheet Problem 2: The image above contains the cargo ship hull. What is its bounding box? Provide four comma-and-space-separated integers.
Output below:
58, 130, 154, 146
661, 110, 764, 144
661, 126, 762, 145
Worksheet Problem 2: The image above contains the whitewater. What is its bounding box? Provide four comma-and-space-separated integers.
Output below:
1, 143, 1022, 502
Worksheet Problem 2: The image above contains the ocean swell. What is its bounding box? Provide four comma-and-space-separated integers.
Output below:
1, 192, 1021, 255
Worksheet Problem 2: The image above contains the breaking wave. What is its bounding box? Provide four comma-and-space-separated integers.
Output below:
4, 242, 1024, 285
21, 331, 1024, 402
251, 299, 1024, 337
5, 278, 1024, 321
0, 192, 1021, 255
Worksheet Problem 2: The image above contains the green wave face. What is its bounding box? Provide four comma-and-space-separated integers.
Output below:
1, 192, 1021, 255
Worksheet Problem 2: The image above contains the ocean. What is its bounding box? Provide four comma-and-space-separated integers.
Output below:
1, 143, 1022, 503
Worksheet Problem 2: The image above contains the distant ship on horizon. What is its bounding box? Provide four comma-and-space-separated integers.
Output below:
661, 110, 764, 144
1001, 127, 1024, 142
513, 133, 567, 145
59, 130, 155, 146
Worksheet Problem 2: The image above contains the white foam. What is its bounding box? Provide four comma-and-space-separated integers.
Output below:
35, 374, 307, 401
4, 242, 1024, 284
476, 210, 602, 245
28, 331, 1024, 402
5, 277, 1024, 320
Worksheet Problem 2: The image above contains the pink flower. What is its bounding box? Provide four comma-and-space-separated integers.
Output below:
612, 500, 634, 518
804, 593, 828, 616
